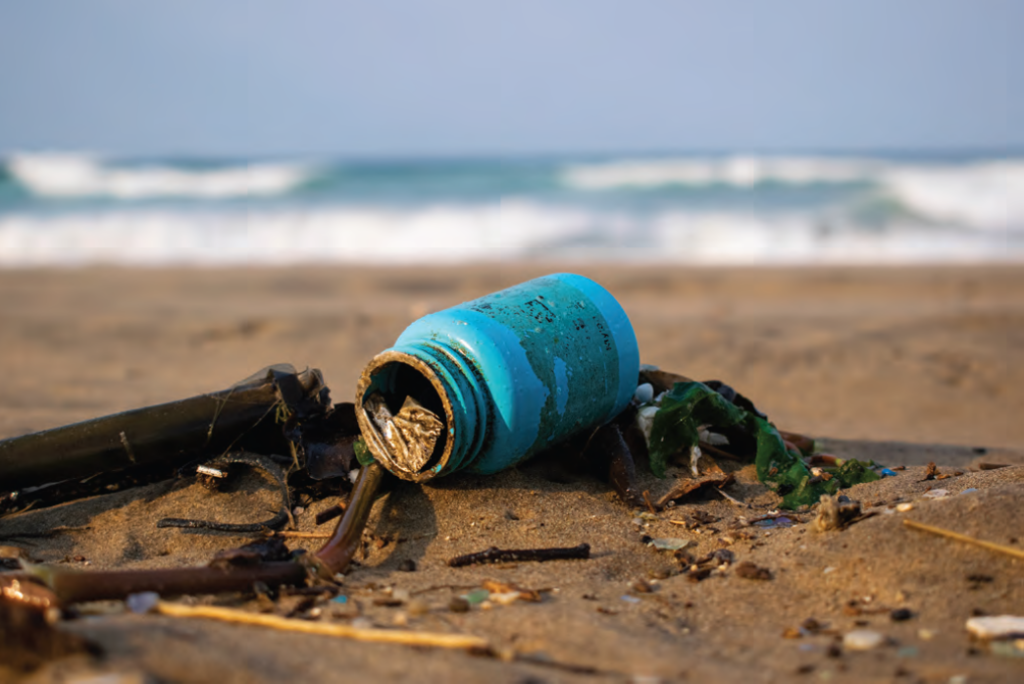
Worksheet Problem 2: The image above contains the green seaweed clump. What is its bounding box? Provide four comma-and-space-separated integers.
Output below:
647, 381, 878, 509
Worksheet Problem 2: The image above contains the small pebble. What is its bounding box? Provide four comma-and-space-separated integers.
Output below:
891, 608, 913, 622
392, 611, 408, 627
448, 597, 470, 613
292, 506, 304, 516
621, 595, 641, 604
126, 592, 160, 614
918, 628, 937, 640
631, 579, 653, 593
407, 599, 430, 616
896, 503, 914, 512
965, 615, 1024, 640
397, 559, 417, 572
843, 629, 886, 651
923, 489, 949, 499
633, 383, 654, 404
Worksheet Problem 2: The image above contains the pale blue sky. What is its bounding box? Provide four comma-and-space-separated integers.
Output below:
0, 0, 1019, 157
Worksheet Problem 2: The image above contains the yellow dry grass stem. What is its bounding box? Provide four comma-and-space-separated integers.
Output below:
154, 601, 490, 650
903, 519, 1024, 561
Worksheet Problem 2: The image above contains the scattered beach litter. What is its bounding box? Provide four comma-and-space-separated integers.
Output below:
1, 273, 1021, 679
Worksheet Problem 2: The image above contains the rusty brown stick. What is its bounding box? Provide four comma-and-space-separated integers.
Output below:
29, 562, 307, 606
313, 462, 386, 575
903, 519, 1024, 561
447, 543, 591, 567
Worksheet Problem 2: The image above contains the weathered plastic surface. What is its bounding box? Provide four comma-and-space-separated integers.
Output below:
356, 273, 640, 481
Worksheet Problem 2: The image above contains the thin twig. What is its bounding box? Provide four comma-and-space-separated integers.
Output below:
154, 601, 490, 650
262, 530, 334, 540
448, 543, 591, 567
903, 519, 1024, 561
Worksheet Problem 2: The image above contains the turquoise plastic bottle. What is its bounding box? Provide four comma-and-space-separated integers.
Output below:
355, 273, 640, 481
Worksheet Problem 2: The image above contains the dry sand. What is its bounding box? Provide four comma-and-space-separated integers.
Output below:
1, 264, 1023, 683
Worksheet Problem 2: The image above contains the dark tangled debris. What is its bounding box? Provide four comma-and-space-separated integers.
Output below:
447, 543, 591, 567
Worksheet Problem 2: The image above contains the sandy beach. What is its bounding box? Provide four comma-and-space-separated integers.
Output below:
2, 264, 1023, 683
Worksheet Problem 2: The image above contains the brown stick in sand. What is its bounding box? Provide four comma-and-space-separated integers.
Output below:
448, 543, 591, 567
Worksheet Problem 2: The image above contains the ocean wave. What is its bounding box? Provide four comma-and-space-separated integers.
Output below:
562, 156, 1024, 231
561, 156, 888, 190
0, 203, 1018, 267
5, 153, 315, 200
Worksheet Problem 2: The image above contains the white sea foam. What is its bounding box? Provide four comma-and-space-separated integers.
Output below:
881, 161, 1024, 231
6, 153, 314, 199
0, 203, 1017, 267
562, 157, 885, 190
563, 157, 1024, 231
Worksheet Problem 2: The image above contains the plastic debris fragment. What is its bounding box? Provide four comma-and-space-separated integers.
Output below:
647, 538, 692, 551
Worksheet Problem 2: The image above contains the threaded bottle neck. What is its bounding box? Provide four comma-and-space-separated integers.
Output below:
354, 342, 486, 481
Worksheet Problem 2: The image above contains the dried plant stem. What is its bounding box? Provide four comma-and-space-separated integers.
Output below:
903, 519, 1024, 561
262, 531, 334, 539
154, 601, 489, 650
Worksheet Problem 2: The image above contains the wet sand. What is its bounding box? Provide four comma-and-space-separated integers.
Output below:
1, 264, 1023, 682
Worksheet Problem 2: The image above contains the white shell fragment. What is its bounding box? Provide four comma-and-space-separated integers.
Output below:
843, 629, 886, 650
965, 615, 1024, 640
923, 489, 949, 499
633, 382, 654, 405
636, 405, 660, 445
690, 445, 702, 477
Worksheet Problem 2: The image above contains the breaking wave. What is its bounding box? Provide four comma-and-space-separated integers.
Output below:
0, 203, 1018, 267
5, 153, 315, 200
562, 157, 1024, 231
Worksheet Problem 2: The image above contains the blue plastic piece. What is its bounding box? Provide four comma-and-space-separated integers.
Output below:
880, 468, 897, 477
355, 273, 640, 481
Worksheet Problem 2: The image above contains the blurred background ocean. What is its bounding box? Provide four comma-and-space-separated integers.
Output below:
1, 151, 1021, 265
0, 1, 1019, 267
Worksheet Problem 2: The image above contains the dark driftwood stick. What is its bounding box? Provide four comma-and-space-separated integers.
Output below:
0, 366, 327, 492
314, 462, 386, 575
35, 562, 307, 606
447, 543, 591, 567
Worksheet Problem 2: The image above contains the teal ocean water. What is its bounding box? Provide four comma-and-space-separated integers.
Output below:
0, 151, 1020, 265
